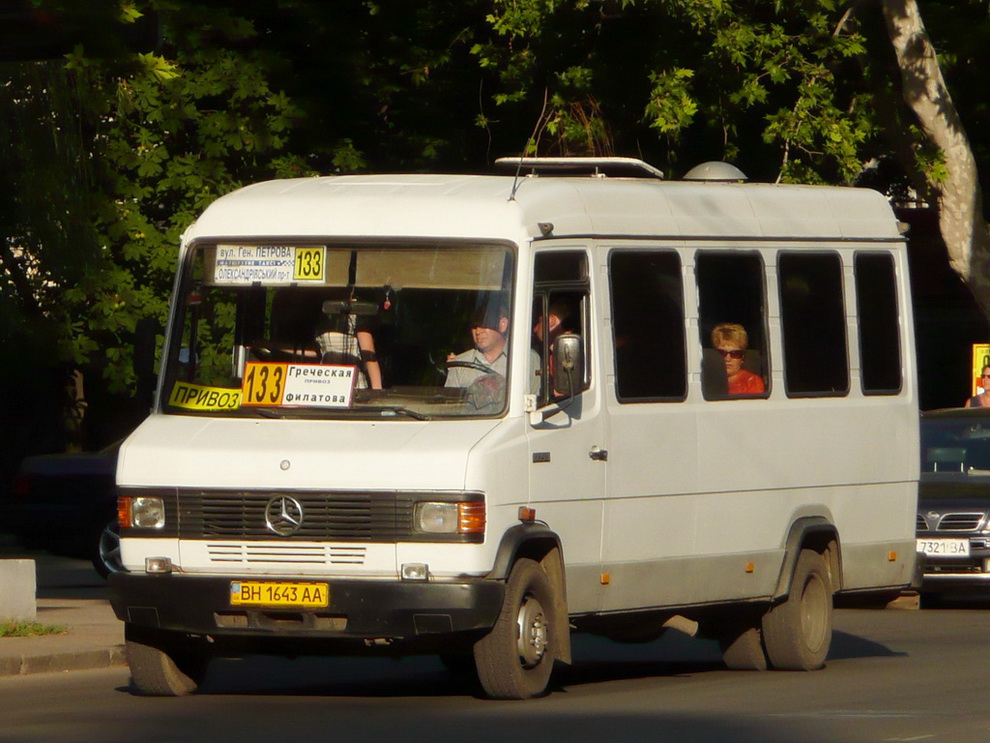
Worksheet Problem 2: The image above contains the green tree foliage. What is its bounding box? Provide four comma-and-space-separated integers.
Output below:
5, 0, 990, 450
61, 10, 311, 396
472, 0, 876, 182
0, 59, 99, 371
2, 0, 496, 446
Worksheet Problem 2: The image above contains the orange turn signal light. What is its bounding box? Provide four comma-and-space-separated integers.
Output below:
457, 502, 486, 534
117, 497, 132, 529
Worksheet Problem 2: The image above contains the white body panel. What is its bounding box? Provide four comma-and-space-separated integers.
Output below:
118, 169, 918, 622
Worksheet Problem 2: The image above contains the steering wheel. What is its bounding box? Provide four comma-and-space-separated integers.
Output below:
446, 359, 497, 374
250, 345, 275, 361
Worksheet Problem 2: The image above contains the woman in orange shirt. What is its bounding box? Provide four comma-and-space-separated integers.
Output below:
712, 322, 765, 395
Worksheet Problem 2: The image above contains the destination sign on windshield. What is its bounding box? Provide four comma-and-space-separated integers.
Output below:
213, 245, 326, 284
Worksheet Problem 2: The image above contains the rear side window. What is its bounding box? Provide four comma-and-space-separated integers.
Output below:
778, 252, 849, 397
855, 252, 902, 394
609, 250, 686, 402
696, 252, 768, 399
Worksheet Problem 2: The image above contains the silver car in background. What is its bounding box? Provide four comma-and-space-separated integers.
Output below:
917, 408, 990, 607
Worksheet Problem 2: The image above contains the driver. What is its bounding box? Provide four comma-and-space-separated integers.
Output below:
445, 303, 510, 388
445, 302, 541, 395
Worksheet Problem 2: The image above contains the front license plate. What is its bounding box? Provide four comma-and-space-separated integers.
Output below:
917, 538, 971, 557
230, 581, 329, 608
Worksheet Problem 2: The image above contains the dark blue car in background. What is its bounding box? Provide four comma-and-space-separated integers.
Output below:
6, 442, 120, 578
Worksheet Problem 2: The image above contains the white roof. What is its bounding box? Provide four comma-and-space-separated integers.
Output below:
182, 173, 902, 244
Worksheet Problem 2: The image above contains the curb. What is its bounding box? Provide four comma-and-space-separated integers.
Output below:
0, 645, 126, 677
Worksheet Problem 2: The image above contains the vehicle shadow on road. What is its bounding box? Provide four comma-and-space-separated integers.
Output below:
192, 632, 728, 699
189, 623, 908, 700
826, 629, 907, 661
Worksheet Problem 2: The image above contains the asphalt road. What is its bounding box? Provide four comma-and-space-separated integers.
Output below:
2, 598, 990, 743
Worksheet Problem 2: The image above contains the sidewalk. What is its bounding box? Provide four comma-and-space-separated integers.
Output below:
0, 540, 125, 678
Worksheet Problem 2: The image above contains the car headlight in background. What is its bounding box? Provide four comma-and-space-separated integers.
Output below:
414, 501, 485, 534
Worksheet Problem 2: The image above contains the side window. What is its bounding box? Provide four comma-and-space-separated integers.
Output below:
532, 251, 590, 406
696, 252, 768, 399
778, 252, 848, 397
609, 250, 686, 402
855, 252, 902, 394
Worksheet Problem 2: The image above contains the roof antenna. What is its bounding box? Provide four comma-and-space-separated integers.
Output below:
509, 90, 551, 202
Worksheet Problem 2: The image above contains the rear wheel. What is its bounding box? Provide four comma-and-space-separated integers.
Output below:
719, 624, 768, 671
761, 548, 832, 670
125, 624, 210, 696
473, 558, 557, 699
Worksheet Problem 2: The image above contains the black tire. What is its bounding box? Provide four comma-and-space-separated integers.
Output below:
438, 651, 477, 676
125, 624, 210, 696
720, 625, 768, 671
919, 592, 944, 610
761, 548, 833, 671
473, 558, 557, 699
91, 519, 121, 580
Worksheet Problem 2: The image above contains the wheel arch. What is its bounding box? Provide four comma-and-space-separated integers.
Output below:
488, 523, 571, 664
773, 516, 841, 601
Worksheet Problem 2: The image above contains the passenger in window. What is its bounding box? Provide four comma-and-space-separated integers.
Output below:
533, 300, 576, 394
965, 366, 990, 407
315, 299, 383, 390
712, 322, 765, 395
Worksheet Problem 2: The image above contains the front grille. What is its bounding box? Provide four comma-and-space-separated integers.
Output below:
937, 513, 985, 531
156, 489, 484, 543
917, 514, 927, 531
180, 491, 413, 541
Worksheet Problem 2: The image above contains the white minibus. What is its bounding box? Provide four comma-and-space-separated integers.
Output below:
109, 157, 920, 699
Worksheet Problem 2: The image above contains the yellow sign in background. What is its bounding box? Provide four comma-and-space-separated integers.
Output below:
972, 344, 990, 395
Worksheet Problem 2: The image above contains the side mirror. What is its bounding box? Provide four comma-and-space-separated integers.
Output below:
134, 318, 159, 409
553, 333, 583, 398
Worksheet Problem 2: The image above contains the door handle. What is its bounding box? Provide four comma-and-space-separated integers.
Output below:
589, 447, 608, 462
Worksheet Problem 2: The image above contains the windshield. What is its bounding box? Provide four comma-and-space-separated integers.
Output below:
161, 242, 516, 419
922, 414, 990, 474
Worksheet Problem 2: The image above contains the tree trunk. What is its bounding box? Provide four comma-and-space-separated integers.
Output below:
881, 0, 990, 317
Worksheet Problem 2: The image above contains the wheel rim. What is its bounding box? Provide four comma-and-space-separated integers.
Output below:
99, 523, 121, 574
515, 594, 549, 668
800, 573, 828, 650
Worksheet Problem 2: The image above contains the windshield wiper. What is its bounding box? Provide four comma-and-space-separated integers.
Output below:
360, 405, 430, 421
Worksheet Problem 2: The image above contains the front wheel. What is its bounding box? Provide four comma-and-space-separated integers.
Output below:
125, 624, 211, 696
761, 548, 833, 670
473, 558, 557, 699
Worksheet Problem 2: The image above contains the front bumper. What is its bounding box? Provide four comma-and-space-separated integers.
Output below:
921, 571, 990, 593
108, 571, 505, 641
916, 531, 990, 593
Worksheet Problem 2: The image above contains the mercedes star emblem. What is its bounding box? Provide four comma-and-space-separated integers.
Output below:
265, 495, 304, 537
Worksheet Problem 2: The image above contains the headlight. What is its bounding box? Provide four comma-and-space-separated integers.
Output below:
415, 502, 458, 533
414, 501, 485, 534
131, 497, 166, 529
